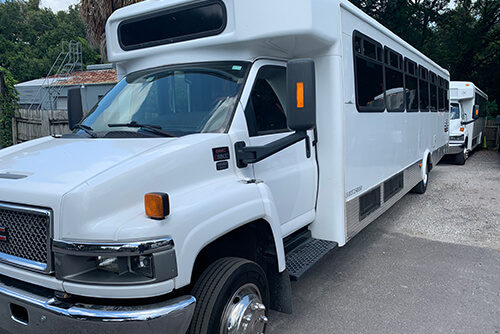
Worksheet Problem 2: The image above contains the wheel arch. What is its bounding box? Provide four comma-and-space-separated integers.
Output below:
190, 219, 293, 313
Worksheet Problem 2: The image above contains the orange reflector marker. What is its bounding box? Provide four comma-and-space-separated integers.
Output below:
419, 163, 423, 168
460, 127, 464, 132
145, 193, 169, 219
296, 82, 304, 108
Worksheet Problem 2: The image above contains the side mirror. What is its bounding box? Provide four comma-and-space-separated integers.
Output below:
473, 105, 480, 119
287, 59, 316, 131
67, 87, 83, 130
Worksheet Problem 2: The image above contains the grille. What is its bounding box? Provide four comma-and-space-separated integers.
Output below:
0, 203, 52, 272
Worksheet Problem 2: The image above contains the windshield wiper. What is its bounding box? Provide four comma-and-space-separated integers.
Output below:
74, 124, 98, 138
108, 121, 175, 137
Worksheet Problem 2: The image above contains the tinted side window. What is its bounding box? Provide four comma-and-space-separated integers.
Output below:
246, 66, 288, 136
429, 72, 438, 112
405, 58, 419, 112
438, 76, 446, 112
119, 1, 226, 51
354, 32, 385, 112
385, 48, 404, 112
419, 66, 429, 112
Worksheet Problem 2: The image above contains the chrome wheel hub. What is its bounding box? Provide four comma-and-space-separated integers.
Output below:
221, 283, 268, 334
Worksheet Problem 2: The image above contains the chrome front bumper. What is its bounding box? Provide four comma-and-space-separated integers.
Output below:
447, 143, 465, 155
0, 275, 195, 333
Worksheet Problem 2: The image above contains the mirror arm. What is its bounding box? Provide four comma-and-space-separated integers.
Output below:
235, 131, 307, 168
461, 119, 476, 125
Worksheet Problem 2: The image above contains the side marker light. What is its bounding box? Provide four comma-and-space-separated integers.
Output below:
145, 193, 170, 219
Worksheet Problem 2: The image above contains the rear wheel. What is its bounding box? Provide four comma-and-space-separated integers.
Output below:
411, 163, 428, 194
188, 257, 269, 334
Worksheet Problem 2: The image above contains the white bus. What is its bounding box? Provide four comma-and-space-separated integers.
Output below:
448, 81, 488, 164
0, 1, 449, 333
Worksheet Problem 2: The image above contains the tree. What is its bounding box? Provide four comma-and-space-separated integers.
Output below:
350, 0, 452, 52
80, 0, 144, 60
0, 67, 18, 147
434, 0, 500, 116
0, 0, 101, 83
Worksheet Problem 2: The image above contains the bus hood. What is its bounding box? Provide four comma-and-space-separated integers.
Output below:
0, 134, 235, 241
0, 136, 173, 208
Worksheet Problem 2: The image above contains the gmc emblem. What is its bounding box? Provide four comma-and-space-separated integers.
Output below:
0, 226, 7, 242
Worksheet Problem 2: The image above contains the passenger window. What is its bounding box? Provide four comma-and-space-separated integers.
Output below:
405, 58, 419, 112
384, 48, 404, 112
419, 66, 430, 112
245, 66, 288, 136
354, 31, 385, 112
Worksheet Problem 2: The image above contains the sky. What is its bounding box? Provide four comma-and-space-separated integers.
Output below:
40, 0, 79, 12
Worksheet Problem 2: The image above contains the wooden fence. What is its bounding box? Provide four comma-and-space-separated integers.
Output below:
12, 109, 71, 144
486, 119, 499, 148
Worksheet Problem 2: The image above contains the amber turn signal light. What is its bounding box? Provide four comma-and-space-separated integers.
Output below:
296, 82, 304, 108
145, 193, 169, 219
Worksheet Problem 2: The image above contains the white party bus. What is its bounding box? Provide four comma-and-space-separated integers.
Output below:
0, 0, 449, 333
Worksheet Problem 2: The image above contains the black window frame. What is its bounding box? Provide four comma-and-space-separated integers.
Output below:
429, 71, 438, 112
244, 65, 289, 137
353, 31, 385, 113
438, 76, 447, 112
118, 0, 227, 51
404, 58, 419, 112
384, 47, 405, 112
419, 66, 430, 112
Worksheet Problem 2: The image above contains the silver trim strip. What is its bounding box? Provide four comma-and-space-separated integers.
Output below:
0, 202, 51, 216
0, 253, 46, 272
52, 238, 174, 256
346, 160, 422, 241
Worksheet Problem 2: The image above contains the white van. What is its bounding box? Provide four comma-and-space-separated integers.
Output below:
0, 0, 449, 333
448, 81, 488, 164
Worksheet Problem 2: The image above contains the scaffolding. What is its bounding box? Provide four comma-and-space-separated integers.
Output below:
28, 41, 84, 111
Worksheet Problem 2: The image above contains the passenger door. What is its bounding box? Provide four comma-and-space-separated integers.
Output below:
243, 61, 317, 233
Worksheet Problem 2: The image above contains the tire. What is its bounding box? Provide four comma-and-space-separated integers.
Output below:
411, 164, 428, 194
454, 148, 467, 165
187, 257, 270, 334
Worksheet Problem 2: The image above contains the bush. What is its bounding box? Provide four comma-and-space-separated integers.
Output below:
0, 67, 18, 148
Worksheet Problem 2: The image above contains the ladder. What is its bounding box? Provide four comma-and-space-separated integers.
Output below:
28, 41, 84, 111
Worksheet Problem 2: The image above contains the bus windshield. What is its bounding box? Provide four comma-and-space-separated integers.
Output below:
80, 62, 250, 137
450, 103, 460, 120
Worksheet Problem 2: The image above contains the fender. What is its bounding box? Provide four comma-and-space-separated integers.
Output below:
174, 181, 286, 288
421, 149, 432, 179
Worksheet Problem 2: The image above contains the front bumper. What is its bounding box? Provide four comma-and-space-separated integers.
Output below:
447, 143, 465, 155
0, 274, 195, 334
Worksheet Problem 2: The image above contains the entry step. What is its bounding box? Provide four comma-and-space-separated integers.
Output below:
285, 232, 338, 281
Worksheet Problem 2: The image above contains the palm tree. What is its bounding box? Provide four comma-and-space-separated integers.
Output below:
79, 0, 144, 60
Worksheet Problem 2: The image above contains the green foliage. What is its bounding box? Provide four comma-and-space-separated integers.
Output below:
0, 1, 101, 83
0, 67, 18, 148
486, 100, 498, 119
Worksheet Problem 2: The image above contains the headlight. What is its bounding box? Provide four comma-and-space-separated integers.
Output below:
450, 135, 464, 141
53, 238, 176, 284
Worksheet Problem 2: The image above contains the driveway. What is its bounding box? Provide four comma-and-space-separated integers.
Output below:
267, 149, 500, 334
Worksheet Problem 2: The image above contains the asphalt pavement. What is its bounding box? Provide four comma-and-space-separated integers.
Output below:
267, 149, 500, 334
